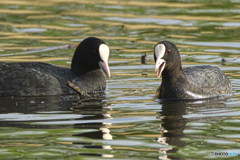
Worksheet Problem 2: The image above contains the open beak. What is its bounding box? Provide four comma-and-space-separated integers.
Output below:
154, 43, 166, 78
99, 61, 110, 78
155, 58, 166, 78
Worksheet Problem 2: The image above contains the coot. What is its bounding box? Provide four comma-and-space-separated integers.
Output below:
154, 41, 232, 100
0, 37, 110, 96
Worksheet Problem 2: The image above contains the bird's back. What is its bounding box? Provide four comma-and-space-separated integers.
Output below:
0, 62, 106, 96
183, 65, 232, 98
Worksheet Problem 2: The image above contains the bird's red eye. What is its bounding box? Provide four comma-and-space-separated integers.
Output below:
93, 50, 95, 53
167, 50, 170, 54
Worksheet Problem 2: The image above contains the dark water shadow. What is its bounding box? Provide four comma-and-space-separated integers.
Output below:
157, 99, 227, 160
71, 99, 113, 158
0, 94, 110, 127
0, 94, 113, 158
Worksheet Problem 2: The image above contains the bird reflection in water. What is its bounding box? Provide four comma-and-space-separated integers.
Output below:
70, 98, 114, 158
156, 99, 227, 160
0, 94, 114, 158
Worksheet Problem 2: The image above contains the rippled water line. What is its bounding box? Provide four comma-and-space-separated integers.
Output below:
105, 17, 184, 25
184, 110, 240, 118
0, 45, 69, 56
0, 114, 92, 121
185, 42, 240, 48
32, 116, 157, 125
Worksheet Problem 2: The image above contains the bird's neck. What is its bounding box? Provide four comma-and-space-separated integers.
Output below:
71, 67, 87, 75
161, 64, 187, 85
71, 56, 96, 75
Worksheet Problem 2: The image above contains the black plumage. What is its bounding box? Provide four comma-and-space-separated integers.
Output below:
0, 37, 110, 96
154, 41, 232, 100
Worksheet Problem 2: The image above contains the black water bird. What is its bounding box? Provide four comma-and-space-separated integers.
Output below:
221, 58, 226, 65
141, 52, 147, 64
0, 37, 110, 96
154, 41, 232, 100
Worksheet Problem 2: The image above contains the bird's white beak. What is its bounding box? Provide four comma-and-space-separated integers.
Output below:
154, 44, 166, 78
99, 44, 110, 78
99, 61, 110, 78
155, 58, 166, 78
